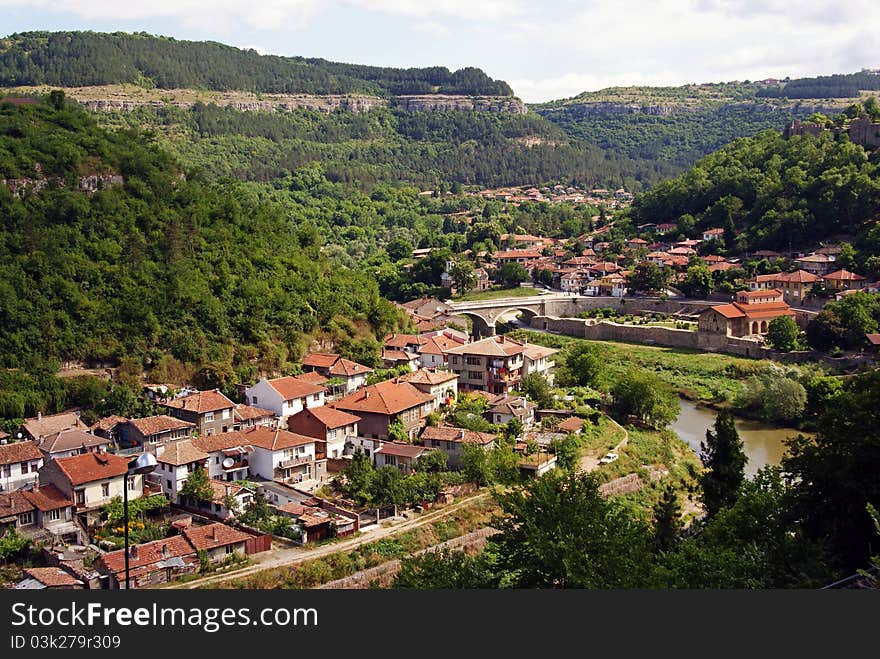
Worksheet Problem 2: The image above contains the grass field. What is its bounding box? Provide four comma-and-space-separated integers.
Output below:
453, 287, 543, 302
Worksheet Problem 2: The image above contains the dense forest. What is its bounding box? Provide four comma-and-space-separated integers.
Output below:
0, 31, 513, 96
757, 70, 880, 99
627, 127, 880, 252
0, 96, 410, 392
100, 102, 673, 190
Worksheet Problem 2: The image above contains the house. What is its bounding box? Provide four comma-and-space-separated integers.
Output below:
517, 451, 558, 478
373, 442, 431, 474
20, 484, 79, 544
182, 522, 251, 562
487, 395, 536, 427
417, 333, 465, 368
795, 252, 837, 276
493, 249, 543, 264
585, 274, 626, 298
301, 352, 373, 395
287, 406, 360, 459
556, 417, 585, 434
753, 250, 781, 261
698, 289, 796, 337
330, 380, 435, 441
381, 348, 421, 371
702, 228, 725, 241
21, 411, 89, 441
384, 333, 429, 353
866, 333, 880, 352
152, 440, 209, 503
445, 335, 527, 395
0, 491, 38, 537
274, 502, 357, 543
90, 415, 128, 444
161, 389, 236, 436
191, 432, 253, 483
419, 425, 495, 468
560, 270, 586, 294
39, 451, 143, 522
397, 368, 459, 408
93, 535, 199, 589
823, 269, 868, 292
626, 237, 648, 249
0, 441, 44, 492
239, 426, 326, 486
656, 223, 676, 234
15, 567, 84, 590
472, 268, 491, 292
37, 429, 111, 460
749, 270, 821, 304
244, 376, 326, 423
233, 403, 277, 430
119, 415, 195, 451
522, 344, 559, 385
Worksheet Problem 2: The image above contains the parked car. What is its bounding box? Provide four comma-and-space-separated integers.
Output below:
598, 452, 619, 465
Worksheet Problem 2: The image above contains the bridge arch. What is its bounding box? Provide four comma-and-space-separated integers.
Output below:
455, 311, 496, 338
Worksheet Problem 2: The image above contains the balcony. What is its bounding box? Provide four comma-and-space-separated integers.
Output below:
278, 455, 313, 469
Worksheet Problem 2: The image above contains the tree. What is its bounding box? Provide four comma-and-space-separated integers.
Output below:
394, 548, 494, 588
765, 316, 801, 352
240, 490, 272, 526
699, 410, 747, 517
448, 258, 476, 296
518, 372, 554, 409
627, 261, 669, 295
414, 449, 448, 473
564, 342, 602, 387
180, 466, 213, 504
652, 485, 683, 553
610, 370, 680, 429
489, 470, 652, 587
385, 237, 413, 262
680, 263, 713, 298
493, 262, 529, 288
548, 433, 580, 473
341, 449, 375, 504
461, 442, 491, 486
387, 417, 409, 443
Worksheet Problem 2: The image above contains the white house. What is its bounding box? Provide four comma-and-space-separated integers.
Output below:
397, 369, 459, 408
522, 344, 559, 386
244, 376, 326, 422
237, 426, 326, 485
192, 433, 254, 483
153, 440, 209, 503
0, 441, 44, 492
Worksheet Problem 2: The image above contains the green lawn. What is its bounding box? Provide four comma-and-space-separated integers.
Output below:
453, 287, 543, 302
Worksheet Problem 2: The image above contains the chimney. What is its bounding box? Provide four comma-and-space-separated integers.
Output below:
225, 484, 231, 497
129, 545, 138, 560
161, 543, 169, 559
460, 430, 465, 440
37, 411, 42, 422
211, 525, 218, 541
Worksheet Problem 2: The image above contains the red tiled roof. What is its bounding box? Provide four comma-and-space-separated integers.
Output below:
236, 426, 316, 451
419, 335, 464, 355
193, 432, 255, 453
54, 452, 130, 486
302, 352, 341, 369
128, 415, 195, 436
22, 412, 88, 439
163, 389, 234, 414
233, 403, 276, 421
739, 289, 782, 299
420, 426, 496, 446
383, 333, 426, 348
709, 262, 737, 272
332, 380, 434, 416
329, 357, 373, 377
557, 417, 586, 433
38, 429, 109, 455
156, 440, 209, 466
382, 349, 418, 362
866, 333, 880, 346
824, 269, 866, 281
266, 376, 326, 401
399, 369, 459, 386
183, 522, 251, 551
97, 535, 196, 575
290, 406, 360, 430
292, 372, 329, 386
739, 303, 796, 320
90, 415, 128, 432
493, 249, 542, 260
708, 304, 746, 319
21, 485, 71, 511
0, 491, 35, 517
375, 442, 430, 458
23, 567, 82, 588
0, 440, 43, 466
445, 335, 526, 357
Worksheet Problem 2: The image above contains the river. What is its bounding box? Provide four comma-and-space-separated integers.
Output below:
670, 399, 802, 477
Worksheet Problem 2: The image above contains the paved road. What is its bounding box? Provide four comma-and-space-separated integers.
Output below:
163, 491, 491, 589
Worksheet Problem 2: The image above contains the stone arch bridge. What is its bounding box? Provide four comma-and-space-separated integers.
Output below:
448, 294, 591, 337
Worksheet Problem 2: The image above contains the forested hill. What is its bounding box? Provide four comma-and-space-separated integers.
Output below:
0, 31, 513, 96
627, 124, 880, 254
0, 96, 406, 386
757, 70, 880, 99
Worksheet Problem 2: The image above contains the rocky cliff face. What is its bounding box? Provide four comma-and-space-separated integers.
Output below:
394, 95, 528, 114
534, 100, 846, 118
2, 173, 124, 197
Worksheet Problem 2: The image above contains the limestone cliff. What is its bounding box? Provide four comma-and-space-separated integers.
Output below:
393, 95, 528, 114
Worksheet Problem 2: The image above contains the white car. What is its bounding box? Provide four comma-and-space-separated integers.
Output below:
598, 452, 619, 465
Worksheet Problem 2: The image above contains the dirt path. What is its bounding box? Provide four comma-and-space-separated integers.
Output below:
163, 491, 491, 589
578, 416, 629, 474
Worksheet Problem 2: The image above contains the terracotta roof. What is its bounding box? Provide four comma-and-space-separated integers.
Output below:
739, 303, 796, 320
332, 380, 434, 416
824, 269, 866, 281
420, 425, 496, 446
157, 440, 209, 466
382, 349, 419, 362
419, 335, 464, 355
22, 412, 88, 439
702, 255, 727, 263
290, 406, 360, 430
703, 228, 725, 236
54, 452, 130, 486
383, 333, 427, 348
0, 440, 43, 466
163, 389, 234, 414
796, 253, 835, 263
739, 289, 782, 300
329, 357, 373, 377
90, 415, 128, 432
21, 485, 71, 511
668, 247, 696, 255
707, 303, 746, 319
375, 442, 430, 458
493, 249, 542, 259
0, 491, 35, 517
192, 432, 255, 453
709, 262, 737, 272
489, 396, 536, 416
445, 336, 527, 357
233, 403, 275, 422
38, 429, 109, 455
97, 535, 196, 575
236, 426, 316, 452
128, 415, 195, 436
557, 417, 586, 433
277, 501, 308, 515
266, 376, 326, 401
523, 344, 559, 360
399, 369, 459, 386
866, 333, 880, 346
183, 522, 251, 551
292, 372, 329, 387
23, 568, 82, 588
302, 352, 341, 369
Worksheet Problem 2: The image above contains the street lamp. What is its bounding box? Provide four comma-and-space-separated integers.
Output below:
123, 452, 158, 590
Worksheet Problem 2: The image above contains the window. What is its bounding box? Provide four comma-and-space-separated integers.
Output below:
166, 480, 173, 490
221, 409, 230, 420
101, 483, 110, 497
328, 428, 337, 440
252, 396, 258, 405
30, 462, 39, 472
204, 412, 215, 422
214, 503, 221, 512
451, 356, 459, 365
127, 476, 136, 490
465, 356, 481, 366
312, 393, 320, 401
297, 446, 306, 455
19, 512, 33, 525
21, 461, 29, 474
225, 545, 234, 554
468, 371, 482, 380
2, 464, 10, 477
45, 508, 60, 522
75, 491, 85, 506
206, 428, 215, 436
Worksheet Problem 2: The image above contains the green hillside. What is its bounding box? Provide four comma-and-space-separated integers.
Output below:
0, 31, 512, 96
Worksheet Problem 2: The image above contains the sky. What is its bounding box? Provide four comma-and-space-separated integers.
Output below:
0, 0, 878, 103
